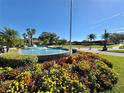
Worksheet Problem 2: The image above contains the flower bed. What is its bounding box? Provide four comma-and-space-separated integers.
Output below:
0, 52, 118, 93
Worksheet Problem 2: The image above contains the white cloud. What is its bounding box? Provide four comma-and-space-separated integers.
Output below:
109, 27, 124, 33
89, 24, 103, 29
111, 27, 124, 30
96, 13, 122, 23
87, 12, 123, 30
86, 12, 124, 32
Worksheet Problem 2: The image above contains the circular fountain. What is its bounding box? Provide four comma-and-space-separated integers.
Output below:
19, 46, 69, 62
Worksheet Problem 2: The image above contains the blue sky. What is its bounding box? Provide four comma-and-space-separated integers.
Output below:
0, 0, 124, 41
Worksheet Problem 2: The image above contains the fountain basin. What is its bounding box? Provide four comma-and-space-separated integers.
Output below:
19, 46, 69, 62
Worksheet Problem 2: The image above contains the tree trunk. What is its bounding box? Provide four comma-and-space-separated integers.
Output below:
6, 46, 9, 52
31, 35, 33, 46
89, 39, 92, 50
103, 40, 107, 51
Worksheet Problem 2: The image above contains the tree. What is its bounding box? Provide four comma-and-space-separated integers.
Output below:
88, 34, 96, 41
22, 33, 28, 45
88, 34, 96, 50
41, 39, 49, 46
109, 33, 124, 44
38, 32, 59, 45
49, 32, 59, 45
0, 27, 19, 51
26, 28, 36, 46
0, 34, 6, 45
102, 29, 110, 51
58, 39, 67, 47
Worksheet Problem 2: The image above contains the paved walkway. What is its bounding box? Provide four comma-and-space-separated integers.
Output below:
76, 48, 124, 57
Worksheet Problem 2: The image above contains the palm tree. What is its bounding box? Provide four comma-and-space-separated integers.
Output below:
102, 29, 110, 51
49, 32, 59, 45
26, 28, 36, 46
0, 33, 6, 45
0, 27, 19, 51
88, 34, 96, 50
22, 33, 28, 45
38, 32, 59, 45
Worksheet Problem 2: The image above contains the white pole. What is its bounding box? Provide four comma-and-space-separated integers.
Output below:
69, 0, 72, 55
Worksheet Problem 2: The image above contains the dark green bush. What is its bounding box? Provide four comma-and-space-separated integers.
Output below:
0, 55, 38, 68
100, 58, 113, 68
72, 49, 77, 53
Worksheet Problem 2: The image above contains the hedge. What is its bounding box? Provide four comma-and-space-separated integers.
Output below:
0, 51, 38, 68
72, 49, 77, 53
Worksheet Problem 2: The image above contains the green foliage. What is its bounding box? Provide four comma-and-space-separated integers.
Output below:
102, 32, 124, 44
72, 49, 77, 53
88, 34, 96, 50
99, 54, 124, 93
6, 80, 28, 93
0, 52, 118, 93
26, 28, 36, 46
102, 29, 109, 51
38, 32, 59, 45
36, 64, 89, 93
22, 28, 36, 46
88, 34, 96, 41
0, 67, 12, 74
109, 33, 124, 44
119, 45, 124, 49
102, 30, 110, 40
0, 51, 38, 67
0, 27, 20, 47
108, 50, 124, 53
57, 39, 67, 46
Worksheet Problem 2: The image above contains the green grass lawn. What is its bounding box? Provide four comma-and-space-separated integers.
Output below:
0, 49, 18, 57
108, 50, 124, 53
99, 54, 124, 93
55, 44, 117, 49
119, 45, 124, 49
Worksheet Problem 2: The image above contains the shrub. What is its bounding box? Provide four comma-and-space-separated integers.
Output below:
6, 80, 28, 93
0, 67, 13, 82
0, 67, 12, 74
100, 58, 113, 68
0, 52, 118, 93
72, 49, 77, 53
0, 54, 38, 68
5, 64, 89, 93
6, 69, 21, 80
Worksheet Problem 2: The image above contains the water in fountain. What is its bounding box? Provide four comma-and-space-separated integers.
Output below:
33, 44, 37, 47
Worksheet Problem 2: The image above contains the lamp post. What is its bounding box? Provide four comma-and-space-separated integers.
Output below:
102, 29, 108, 51
69, 0, 73, 55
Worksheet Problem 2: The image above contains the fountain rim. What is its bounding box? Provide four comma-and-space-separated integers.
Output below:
18, 47, 69, 56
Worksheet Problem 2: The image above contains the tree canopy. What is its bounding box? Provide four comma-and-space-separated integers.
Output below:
22, 28, 36, 46
0, 27, 20, 47
109, 33, 124, 44
88, 34, 96, 41
38, 32, 59, 45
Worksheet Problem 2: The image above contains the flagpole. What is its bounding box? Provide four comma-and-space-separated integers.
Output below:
69, 0, 72, 55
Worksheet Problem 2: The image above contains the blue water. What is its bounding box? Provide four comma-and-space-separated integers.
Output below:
19, 47, 68, 55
